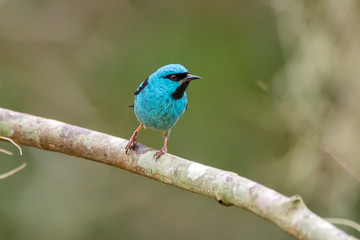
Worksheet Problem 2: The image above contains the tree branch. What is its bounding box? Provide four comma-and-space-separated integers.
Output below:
0, 107, 356, 240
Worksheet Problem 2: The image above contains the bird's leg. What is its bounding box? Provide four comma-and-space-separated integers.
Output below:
125, 123, 143, 153
154, 130, 169, 160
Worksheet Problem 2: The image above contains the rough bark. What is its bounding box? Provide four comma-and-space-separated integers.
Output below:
0, 107, 356, 240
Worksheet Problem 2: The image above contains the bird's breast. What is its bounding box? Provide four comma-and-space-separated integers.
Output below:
134, 92, 187, 130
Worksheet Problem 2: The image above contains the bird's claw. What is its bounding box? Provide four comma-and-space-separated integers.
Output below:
125, 136, 136, 154
153, 147, 167, 161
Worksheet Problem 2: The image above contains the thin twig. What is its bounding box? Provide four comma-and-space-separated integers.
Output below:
0, 148, 13, 155
0, 136, 23, 155
0, 162, 27, 179
325, 218, 360, 233
323, 147, 360, 182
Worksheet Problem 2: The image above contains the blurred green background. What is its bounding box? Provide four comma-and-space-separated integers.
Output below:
1, 0, 359, 239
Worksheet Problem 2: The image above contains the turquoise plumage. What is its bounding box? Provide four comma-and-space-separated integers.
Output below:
125, 64, 201, 159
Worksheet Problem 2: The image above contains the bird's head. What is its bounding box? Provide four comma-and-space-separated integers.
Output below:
149, 64, 201, 99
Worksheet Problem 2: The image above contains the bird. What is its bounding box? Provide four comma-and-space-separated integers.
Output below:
125, 64, 201, 160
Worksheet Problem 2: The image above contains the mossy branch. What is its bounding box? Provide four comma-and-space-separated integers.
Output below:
0, 107, 357, 240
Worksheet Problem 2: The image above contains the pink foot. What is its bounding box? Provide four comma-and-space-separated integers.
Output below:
153, 146, 167, 161
125, 135, 137, 153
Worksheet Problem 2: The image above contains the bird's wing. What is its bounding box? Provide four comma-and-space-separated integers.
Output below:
134, 78, 149, 95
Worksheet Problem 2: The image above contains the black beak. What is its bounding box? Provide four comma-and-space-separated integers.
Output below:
181, 74, 201, 83
186, 74, 201, 80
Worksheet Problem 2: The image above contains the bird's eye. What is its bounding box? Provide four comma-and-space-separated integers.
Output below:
170, 75, 177, 81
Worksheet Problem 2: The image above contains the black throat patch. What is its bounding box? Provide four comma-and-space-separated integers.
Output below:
172, 81, 190, 100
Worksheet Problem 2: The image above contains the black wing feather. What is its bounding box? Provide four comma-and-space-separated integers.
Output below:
134, 78, 149, 95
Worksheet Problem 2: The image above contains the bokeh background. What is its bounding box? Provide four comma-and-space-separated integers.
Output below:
1, 0, 359, 239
